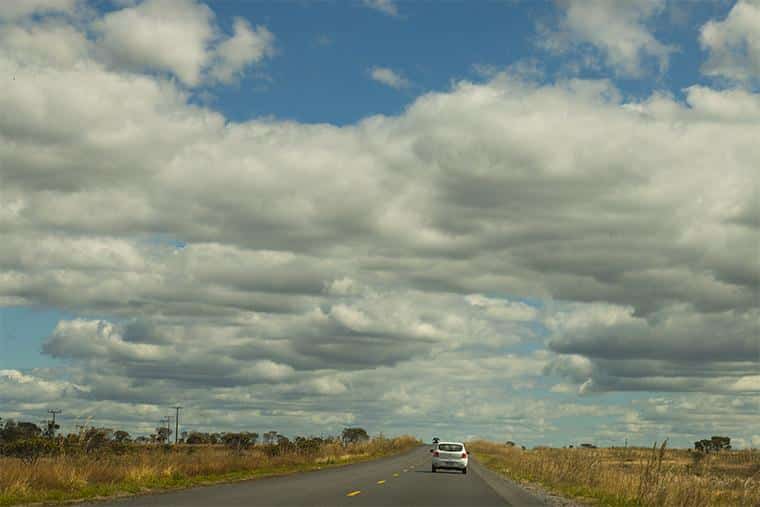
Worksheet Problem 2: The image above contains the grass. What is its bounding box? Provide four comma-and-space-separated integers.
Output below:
0, 435, 420, 506
468, 440, 760, 507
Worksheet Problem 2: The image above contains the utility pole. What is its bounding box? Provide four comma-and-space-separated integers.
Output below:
172, 406, 182, 445
47, 409, 61, 438
160, 416, 172, 444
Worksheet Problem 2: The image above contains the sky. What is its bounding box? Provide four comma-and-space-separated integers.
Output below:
0, 0, 758, 449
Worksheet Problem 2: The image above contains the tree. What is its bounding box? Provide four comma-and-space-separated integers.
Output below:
263, 430, 279, 445
185, 432, 210, 445
81, 427, 113, 452
341, 427, 369, 445
222, 432, 258, 452
155, 426, 171, 444
695, 436, 731, 453
113, 430, 132, 443
0, 420, 42, 442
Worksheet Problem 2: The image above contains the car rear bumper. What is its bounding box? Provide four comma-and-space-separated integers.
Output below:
432, 459, 468, 469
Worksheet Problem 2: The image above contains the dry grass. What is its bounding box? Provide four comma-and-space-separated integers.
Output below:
469, 440, 760, 507
0, 435, 419, 506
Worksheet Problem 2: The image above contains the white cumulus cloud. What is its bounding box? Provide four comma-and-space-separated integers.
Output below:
700, 0, 760, 84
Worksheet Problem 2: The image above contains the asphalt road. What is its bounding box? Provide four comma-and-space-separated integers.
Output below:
81, 446, 546, 507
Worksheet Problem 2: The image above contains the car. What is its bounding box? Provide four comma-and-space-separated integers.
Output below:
431, 441, 468, 474
432, 436, 440, 444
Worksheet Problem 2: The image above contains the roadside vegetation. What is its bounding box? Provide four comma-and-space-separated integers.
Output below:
0, 418, 419, 506
469, 439, 760, 507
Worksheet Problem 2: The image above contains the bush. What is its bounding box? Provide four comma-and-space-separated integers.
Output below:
1, 438, 61, 462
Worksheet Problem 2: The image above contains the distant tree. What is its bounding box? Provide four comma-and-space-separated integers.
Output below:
113, 430, 131, 443
342, 427, 369, 445
294, 436, 323, 455
1, 420, 42, 442
222, 432, 258, 452
505, 441, 515, 447
695, 436, 731, 453
185, 432, 210, 445
155, 426, 171, 444
263, 431, 279, 445
276, 434, 294, 452
81, 427, 113, 452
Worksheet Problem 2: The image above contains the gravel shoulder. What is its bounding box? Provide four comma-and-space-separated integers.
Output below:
471, 457, 588, 507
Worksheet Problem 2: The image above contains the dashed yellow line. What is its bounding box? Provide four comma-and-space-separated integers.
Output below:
403, 469, 408, 472
393, 473, 399, 477
377, 480, 386, 484
346, 490, 361, 497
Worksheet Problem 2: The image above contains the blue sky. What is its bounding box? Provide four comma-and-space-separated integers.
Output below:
200, 0, 734, 123
0, 0, 758, 448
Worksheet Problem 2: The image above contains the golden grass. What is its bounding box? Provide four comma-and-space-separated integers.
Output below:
468, 440, 760, 507
0, 435, 419, 506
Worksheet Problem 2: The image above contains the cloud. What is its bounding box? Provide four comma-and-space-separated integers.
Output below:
210, 17, 274, 84
93, 0, 216, 86
0, 6, 758, 445
0, 20, 90, 68
541, 0, 674, 77
544, 302, 760, 395
362, 0, 398, 17
91, 0, 273, 86
0, 0, 80, 21
369, 66, 409, 89
700, 0, 760, 84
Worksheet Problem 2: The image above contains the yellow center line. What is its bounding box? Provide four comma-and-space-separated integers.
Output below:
377, 480, 386, 485
346, 490, 361, 497
403, 469, 408, 472
393, 473, 399, 477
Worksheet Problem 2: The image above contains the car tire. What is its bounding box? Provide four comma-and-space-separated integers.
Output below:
462, 467, 467, 475
432, 466, 436, 473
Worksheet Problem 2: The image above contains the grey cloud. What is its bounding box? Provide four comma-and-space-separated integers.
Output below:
544, 302, 759, 395
548, 304, 760, 362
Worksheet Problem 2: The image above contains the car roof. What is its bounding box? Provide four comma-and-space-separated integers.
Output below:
437, 441, 465, 446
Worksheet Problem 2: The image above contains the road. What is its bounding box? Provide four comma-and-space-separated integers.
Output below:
80, 446, 546, 506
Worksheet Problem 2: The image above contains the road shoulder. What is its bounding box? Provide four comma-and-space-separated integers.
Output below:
470, 458, 584, 507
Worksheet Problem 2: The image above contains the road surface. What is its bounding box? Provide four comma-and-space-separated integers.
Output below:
80, 446, 546, 506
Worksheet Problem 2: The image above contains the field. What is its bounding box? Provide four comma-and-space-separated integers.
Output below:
469, 440, 760, 507
0, 435, 419, 506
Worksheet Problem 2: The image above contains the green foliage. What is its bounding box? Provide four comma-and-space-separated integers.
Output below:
341, 427, 369, 445
185, 432, 221, 445
694, 436, 731, 453
221, 432, 258, 452
0, 420, 42, 442
0, 437, 60, 461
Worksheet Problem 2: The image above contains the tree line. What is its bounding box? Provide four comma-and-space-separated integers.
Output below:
0, 417, 370, 460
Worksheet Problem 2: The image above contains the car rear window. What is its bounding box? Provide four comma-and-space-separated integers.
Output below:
438, 444, 463, 452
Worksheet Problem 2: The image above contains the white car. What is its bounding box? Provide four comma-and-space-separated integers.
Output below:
431, 441, 468, 474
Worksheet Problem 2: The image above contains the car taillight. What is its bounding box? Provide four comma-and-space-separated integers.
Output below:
461, 452, 467, 458
433, 451, 439, 457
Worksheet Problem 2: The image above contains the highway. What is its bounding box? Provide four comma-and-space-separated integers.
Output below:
81, 446, 546, 506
